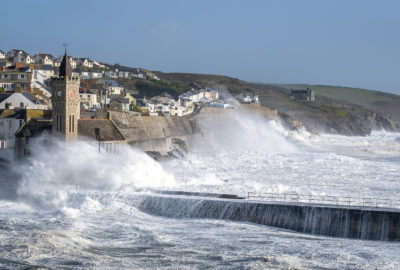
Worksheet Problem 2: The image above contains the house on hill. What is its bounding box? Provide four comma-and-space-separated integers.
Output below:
291, 88, 315, 101
33, 53, 54, 66
76, 57, 93, 68
0, 65, 32, 92
7, 49, 34, 65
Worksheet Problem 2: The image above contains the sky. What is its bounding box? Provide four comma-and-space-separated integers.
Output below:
1, 0, 399, 94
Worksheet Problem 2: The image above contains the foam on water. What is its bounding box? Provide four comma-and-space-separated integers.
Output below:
1, 112, 400, 269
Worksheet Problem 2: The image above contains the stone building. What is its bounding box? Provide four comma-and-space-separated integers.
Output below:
50, 52, 80, 142
291, 88, 315, 101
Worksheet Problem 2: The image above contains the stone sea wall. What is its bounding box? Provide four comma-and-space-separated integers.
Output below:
109, 104, 280, 153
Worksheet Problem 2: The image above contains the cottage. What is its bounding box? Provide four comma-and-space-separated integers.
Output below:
7, 49, 34, 65
76, 57, 93, 68
33, 53, 54, 66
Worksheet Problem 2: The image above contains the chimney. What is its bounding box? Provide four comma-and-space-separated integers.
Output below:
15, 62, 25, 69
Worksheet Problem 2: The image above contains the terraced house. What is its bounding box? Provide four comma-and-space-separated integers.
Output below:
0, 64, 32, 92
33, 53, 54, 66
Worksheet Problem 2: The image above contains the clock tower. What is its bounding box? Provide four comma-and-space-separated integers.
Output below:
51, 51, 80, 141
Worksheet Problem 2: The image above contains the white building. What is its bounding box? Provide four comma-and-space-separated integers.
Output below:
80, 92, 99, 110
96, 79, 124, 95
33, 53, 54, 66
0, 92, 48, 110
0, 50, 5, 59
118, 71, 130, 78
0, 111, 25, 161
93, 60, 106, 68
89, 72, 103, 79
104, 70, 118, 78
34, 65, 54, 80
76, 57, 93, 68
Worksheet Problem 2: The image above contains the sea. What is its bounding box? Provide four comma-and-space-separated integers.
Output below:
0, 111, 400, 269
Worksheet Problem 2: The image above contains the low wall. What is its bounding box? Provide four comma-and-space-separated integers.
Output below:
138, 195, 400, 241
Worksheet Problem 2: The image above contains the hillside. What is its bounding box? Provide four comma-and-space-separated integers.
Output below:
155, 72, 399, 135
279, 84, 400, 123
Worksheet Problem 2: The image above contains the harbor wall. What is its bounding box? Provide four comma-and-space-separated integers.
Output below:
138, 195, 400, 241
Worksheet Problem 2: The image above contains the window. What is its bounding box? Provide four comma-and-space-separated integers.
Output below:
59, 115, 62, 132
20, 102, 24, 108
69, 115, 72, 133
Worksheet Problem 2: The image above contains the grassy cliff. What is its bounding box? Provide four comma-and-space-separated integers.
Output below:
154, 72, 400, 135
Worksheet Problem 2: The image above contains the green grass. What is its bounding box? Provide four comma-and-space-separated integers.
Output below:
280, 84, 395, 108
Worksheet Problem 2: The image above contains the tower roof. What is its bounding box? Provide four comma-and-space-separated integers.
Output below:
59, 52, 72, 77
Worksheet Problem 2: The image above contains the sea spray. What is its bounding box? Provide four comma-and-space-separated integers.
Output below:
193, 107, 298, 154
15, 139, 176, 210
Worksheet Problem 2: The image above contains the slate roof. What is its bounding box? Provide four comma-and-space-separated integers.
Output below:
59, 52, 72, 77
0, 94, 11, 103
20, 92, 38, 103
78, 119, 125, 141
35, 53, 54, 59
2, 66, 30, 72
39, 65, 54, 71
8, 49, 29, 57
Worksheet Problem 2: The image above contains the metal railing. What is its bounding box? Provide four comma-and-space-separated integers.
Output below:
246, 192, 400, 209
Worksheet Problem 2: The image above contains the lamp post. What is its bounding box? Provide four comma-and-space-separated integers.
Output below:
95, 128, 100, 154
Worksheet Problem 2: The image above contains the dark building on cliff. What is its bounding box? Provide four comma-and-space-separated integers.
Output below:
291, 88, 315, 101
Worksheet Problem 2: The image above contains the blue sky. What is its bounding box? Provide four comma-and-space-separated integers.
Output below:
2, 0, 399, 94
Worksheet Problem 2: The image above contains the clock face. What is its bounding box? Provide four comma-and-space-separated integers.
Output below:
57, 91, 62, 97
69, 90, 75, 97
